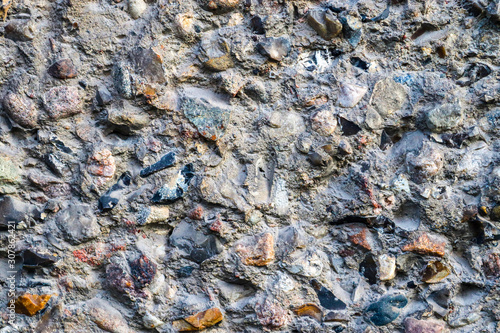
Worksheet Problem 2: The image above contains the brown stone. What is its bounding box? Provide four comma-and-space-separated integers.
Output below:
292, 303, 322, 322
404, 317, 445, 333
15, 294, 52, 316
3, 92, 38, 128
349, 228, 371, 250
483, 252, 500, 278
422, 260, 450, 283
172, 307, 223, 331
402, 233, 445, 257
188, 205, 204, 220
235, 232, 275, 266
43, 86, 82, 120
48, 59, 78, 79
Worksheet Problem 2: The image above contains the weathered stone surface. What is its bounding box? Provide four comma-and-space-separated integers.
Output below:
311, 108, 337, 136
379, 254, 396, 281
370, 78, 407, 116
55, 201, 100, 244
181, 88, 231, 141
404, 317, 445, 333
198, 0, 240, 14
426, 102, 464, 132
422, 260, 450, 283
43, 86, 82, 120
3, 92, 38, 128
199, 37, 234, 72
151, 164, 195, 203
107, 100, 150, 132
255, 298, 290, 329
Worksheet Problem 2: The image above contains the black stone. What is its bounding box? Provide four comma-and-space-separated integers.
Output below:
22, 249, 57, 269
0, 196, 38, 229
359, 254, 378, 285
310, 279, 346, 310
251, 16, 265, 34
177, 266, 196, 278
96, 86, 113, 106
350, 57, 370, 70
140, 151, 176, 178
338, 117, 361, 136
380, 130, 392, 150
98, 172, 132, 211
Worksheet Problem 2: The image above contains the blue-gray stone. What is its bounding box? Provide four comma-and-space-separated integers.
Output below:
365, 294, 408, 326
182, 89, 231, 141
140, 151, 176, 178
257, 37, 291, 61
311, 279, 346, 310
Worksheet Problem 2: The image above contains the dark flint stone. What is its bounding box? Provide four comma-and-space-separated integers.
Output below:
96, 86, 113, 106
251, 16, 265, 34
140, 151, 176, 178
151, 164, 195, 203
22, 249, 58, 268
310, 279, 346, 310
359, 254, 378, 285
339, 117, 361, 136
0, 196, 38, 229
177, 266, 196, 278
98, 172, 132, 211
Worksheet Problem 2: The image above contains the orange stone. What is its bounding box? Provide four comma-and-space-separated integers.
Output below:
402, 233, 445, 257
172, 307, 223, 331
15, 294, 52, 316
349, 228, 371, 250
292, 303, 322, 322
235, 232, 275, 266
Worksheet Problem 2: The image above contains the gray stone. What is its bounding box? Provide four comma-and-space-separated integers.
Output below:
426, 103, 464, 132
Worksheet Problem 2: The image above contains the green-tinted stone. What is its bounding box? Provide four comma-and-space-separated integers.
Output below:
0, 157, 20, 185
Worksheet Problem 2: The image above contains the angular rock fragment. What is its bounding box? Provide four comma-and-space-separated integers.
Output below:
359, 254, 378, 284
422, 260, 450, 283
96, 86, 113, 106
129, 47, 166, 83
235, 232, 275, 266
3, 92, 38, 128
310, 279, 346, 310
339, 15, 363, 47
406, 144, 443, 183
402, 233, 446, 257
107, 100, 150, 133
338, 117, 362, 136
151, 164, 195, 203
483, 252, 500, 278
338, 83, 367, 108
307, 7, 342, 40
106, 264, 136, 295
0, 195, 38, 229
170, 220, 222, 263
257, 37, 291, 62
365, 294, 407, 326
378, 254, 396, 281
172, 307, 224, 331
43, 86, 82, 120
98, 172, 132, 211
47, 59, 77, 79
285, 250, 324, 277
15, 294, 52, 316
349, 227, 371, 250
140, 151, 176, 177
199, 37, 234, 72
182, 88, 231, 141
292, 303, 322, 322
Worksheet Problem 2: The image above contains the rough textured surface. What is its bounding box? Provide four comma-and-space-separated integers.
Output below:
0, 0, 500, 332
